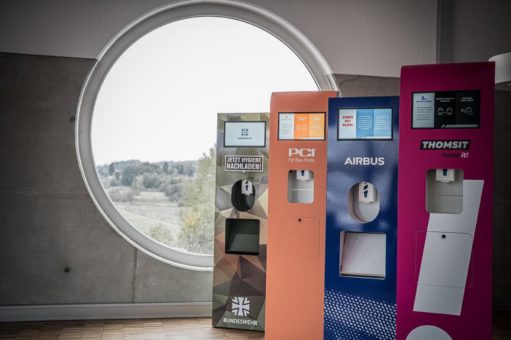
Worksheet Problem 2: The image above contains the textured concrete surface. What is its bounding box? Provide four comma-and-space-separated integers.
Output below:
0, 0, 437, 77
336, 74, 399, 97
133, 252, 212, 303
0, 54, 508, 311
0, 52, 212, 306
0, 53, 88, 195
0, 195, 135, 304
493, 89, 511, 309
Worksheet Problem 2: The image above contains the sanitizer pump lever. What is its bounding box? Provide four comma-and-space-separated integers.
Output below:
358, 181, 376, 204
436, 169, 456, 183
296, 170, 312, 182
242, 180, 254, 196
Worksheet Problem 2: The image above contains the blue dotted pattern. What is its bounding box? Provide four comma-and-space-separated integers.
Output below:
324, 289, 396, 340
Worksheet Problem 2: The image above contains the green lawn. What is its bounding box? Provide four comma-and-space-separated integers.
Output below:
114, 191, 182, 244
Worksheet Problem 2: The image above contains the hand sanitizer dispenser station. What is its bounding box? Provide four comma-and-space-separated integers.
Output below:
266, 91, 335, 340
324, 96, 399, 340
397, 62, 494, 340
212, 113, 269, 331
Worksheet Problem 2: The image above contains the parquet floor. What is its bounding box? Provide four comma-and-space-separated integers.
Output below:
0, 313, 509, 339
0, 318, 263, 340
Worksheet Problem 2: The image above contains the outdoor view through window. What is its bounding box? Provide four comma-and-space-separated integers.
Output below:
92, 17, 317, 255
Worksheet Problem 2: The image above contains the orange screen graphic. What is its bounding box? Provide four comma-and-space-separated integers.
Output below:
279, 113, 325, 140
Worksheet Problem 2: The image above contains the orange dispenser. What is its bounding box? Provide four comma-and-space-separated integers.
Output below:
266, 91, 336, 340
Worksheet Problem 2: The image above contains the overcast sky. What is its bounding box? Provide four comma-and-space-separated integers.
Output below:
92, 17, 317, 165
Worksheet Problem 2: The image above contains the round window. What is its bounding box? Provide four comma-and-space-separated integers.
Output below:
76, 1, 337, 270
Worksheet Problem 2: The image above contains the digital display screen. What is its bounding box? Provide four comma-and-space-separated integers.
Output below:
338, 108, 393, 140
278, 113, 325, 140
225, 219, 260, 255
412, 91, 480, 129
224, 121, 266, 147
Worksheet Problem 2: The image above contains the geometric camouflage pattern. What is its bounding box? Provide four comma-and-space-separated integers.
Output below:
212, 113, 269, 331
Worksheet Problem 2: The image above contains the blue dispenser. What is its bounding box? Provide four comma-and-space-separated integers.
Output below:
324, 96, 399, 340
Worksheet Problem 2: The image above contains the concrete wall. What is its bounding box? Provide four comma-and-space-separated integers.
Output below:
0, 0, 439, 312
336, 74, 400, 97
493, 89, 511, 310
0, 0, 510, 314
439, 0, 511, 62
3, 0, 511, 73
0, 51, 401, 309
1, 53, 510, 313
0, 0, 437, 77
0, 53, 211, 306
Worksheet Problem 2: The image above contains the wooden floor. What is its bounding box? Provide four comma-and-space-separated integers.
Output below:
0, 313, 509, 339
0, 318, 263, 340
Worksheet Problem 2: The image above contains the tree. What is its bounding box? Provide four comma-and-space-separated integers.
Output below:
164, 182, 184, 203
163, 161, 169, 174
143, 173, 161, 189
108, 163, 115, 176
131, 175, 144, 194
177, 147, 215, 253
183, 162, 195, 176
148, 224, 174, 246
175, 164, 184, 175
121, 166, 139, 186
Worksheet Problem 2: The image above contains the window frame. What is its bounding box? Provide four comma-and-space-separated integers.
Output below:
75, 0, 338, 271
